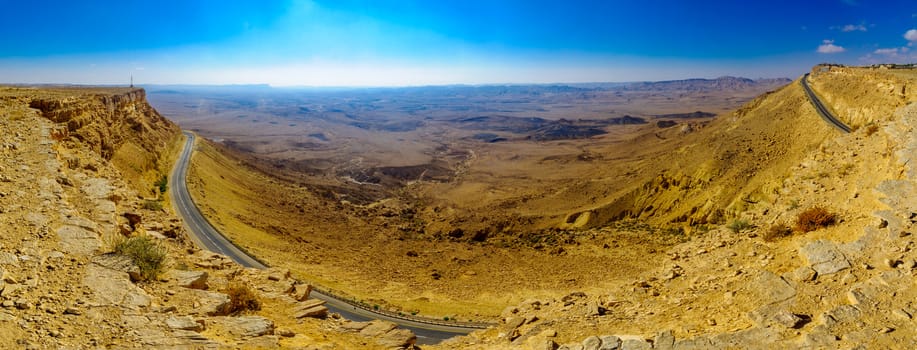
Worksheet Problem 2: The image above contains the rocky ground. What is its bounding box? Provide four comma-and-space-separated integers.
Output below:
438, 92, 917, 349
0, 88, 420, 349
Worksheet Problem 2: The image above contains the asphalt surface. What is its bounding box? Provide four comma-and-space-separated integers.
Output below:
801, 73, 852, 133
169, 131, 483, 344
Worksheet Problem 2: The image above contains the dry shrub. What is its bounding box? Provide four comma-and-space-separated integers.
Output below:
763, 223, 793, 242
727, 219, 752, 233
226, 283, 261, 314
865, 124, 879, 136
794, 207, 836, 233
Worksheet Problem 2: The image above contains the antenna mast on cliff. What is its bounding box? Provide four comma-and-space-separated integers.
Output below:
130, 74, 134, 88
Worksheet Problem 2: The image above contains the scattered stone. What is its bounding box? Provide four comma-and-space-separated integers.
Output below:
505, 316, 525, 329
620, 338, 651, 350
582, 336, 602, 350
773, 310, 805, 329
275, 328, 295, 337
221, 316, 274, 338
292, 299, 328, 319
91, 254, 141, 282
752, 271, 796, 304
63, 307, 81, 315
359, 320, 397, 337
265, 268, 290, 281
290, 284, 312, 301
166, 270, 208, 290
340, 321, 371, 332
800, 240, 850, 276
188, 290, 230, 316
792, 266, 817, 282
376, 328, 417, 348
598, 335, 622, 350
165, 316, 203, 332
14, 299, 31, 310
584, 300, 604, 317
654, 330, 675, 350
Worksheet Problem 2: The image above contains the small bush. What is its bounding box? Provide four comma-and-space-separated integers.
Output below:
114, 235, 166, 281
226, 283, 261, 315
142, 200, 163, 211
865, 124, 879, 136
763, 223, 793, 242
154, 175, 168, 194
727, 219, 752, 233
794, 207, 836, 233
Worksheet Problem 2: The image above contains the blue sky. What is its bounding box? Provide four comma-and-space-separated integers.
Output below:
1, 0, 916, 86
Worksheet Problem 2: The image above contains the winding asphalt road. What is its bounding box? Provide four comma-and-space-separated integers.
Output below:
169, 131, 486, 344
801, 73, 852, 133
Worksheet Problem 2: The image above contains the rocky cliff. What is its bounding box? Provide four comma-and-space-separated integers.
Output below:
28, 88, 181, 197
0, 87, 418, 349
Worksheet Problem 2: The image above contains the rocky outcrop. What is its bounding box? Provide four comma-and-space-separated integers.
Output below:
2, 87, 416, 349
809, 66, 917, 128
450, 97, 917, 350
29, 88, 181, 196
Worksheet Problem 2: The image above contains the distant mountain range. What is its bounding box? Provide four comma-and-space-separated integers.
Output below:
618, 76, 793, 92
144, 76, 792, 94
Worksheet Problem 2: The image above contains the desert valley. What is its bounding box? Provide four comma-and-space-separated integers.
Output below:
0, 64, 915, 349
4, 1, 917, 349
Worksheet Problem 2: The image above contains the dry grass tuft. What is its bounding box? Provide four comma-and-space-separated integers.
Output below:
763, 223, 793, 242
865, 124, 879, 136
794, 207, 836, 233
225, 283, 261, 315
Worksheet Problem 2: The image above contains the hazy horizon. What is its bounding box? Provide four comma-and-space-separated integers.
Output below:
2, 0, 916, 86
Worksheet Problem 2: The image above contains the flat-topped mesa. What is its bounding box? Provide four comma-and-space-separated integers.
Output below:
28, 88, 181, 196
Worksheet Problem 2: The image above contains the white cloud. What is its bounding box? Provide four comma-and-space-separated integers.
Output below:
905, 29, 917, 41
874, 48, 900, 56
841, 24, 867, 32
817, 40, 846, 54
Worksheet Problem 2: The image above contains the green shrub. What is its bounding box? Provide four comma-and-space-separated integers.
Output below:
142, 200, 163, 211
727, 219, 752, 233
114, 235, 166, 281
154, 175, 168, 194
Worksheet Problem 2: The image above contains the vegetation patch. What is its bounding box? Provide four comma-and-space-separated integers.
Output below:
794, 207, 837, 233
225, 283, 261, 315
154, 175, 168, 194
763, 223, 793, 242
727, 219, 752, 233
114, 235, 166, 281
142, 199, 163, 211
865, 123, 879, 136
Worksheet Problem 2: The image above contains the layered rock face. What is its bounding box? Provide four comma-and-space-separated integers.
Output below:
29, 88, 181, 196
